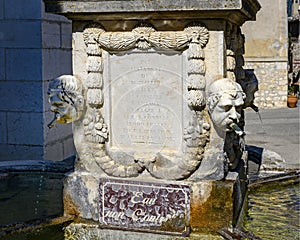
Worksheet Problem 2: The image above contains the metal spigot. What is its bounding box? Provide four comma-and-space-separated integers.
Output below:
250, 103, 259, 112
230, 123, 245, 137
47, 113, 59, 129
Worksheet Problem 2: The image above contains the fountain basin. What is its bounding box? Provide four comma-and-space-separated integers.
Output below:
0, 170, 298, 240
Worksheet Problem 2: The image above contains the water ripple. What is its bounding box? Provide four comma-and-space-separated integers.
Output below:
244, 182, 300, 240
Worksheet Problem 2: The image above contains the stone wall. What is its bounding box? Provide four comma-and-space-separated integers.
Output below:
242, 0, 289, 109
0, 0, 74, 161
292, 38, 300, 70
244, 60, 287, 108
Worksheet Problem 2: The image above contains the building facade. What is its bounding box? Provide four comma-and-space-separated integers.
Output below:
288, 0, 300, 72
242, 0, 289, 109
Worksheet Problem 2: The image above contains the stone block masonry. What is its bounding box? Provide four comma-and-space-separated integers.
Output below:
242, 0, 289, 109
0, 0, 75, 161
245, 61, 288, 109
0, 49, 4, 80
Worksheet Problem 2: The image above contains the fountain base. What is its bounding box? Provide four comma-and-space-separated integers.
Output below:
63, 164, 247, 238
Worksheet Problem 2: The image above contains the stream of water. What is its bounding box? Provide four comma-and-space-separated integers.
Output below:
255, 111, 267, 135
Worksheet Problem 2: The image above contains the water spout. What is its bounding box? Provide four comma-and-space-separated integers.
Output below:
230, 123, 245, 136
250, 103, 259, 112
47, 113, 59, 129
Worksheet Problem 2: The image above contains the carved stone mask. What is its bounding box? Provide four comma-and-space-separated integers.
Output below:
207, 78, 245, 138
48, 75, 84, 126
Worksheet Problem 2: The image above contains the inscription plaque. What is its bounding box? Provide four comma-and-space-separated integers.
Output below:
99, 178, 190, 236
106, 51, 184, 156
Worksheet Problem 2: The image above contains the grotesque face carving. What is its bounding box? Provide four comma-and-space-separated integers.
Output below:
207, 78, 245, 138
47, 75, 84, 128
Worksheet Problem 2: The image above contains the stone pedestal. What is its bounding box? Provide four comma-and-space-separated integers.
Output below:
43, 0, 260, 239
63, 168, 246, 238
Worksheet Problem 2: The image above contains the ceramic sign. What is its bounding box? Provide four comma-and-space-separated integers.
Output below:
99, 178, 190, 235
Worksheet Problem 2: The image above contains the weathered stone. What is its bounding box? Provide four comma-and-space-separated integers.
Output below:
44, 0, 260, 25
191, 179, 236, 233
63, 172, 244, 236
99, 178, 190, 235
64, 223, 224, 240
44, 0, 260, 238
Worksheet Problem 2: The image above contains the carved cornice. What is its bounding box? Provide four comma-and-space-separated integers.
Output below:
43, 0, 261, 25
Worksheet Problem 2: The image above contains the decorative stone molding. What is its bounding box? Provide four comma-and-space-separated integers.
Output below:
87, 22, 209, 111
82, 24, 107, 144
235, 29, 246, 81
226, 49, 236, 82
225, 23, 245, 82
76, 22, 210, 180
82, 108, 108, 143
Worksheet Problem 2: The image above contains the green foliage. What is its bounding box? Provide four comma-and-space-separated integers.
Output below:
288, 85, 296, 95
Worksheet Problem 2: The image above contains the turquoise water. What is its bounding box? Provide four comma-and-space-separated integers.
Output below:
244, 179, 300, 240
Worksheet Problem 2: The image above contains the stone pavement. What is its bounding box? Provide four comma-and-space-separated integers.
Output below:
244, 107, 300, 170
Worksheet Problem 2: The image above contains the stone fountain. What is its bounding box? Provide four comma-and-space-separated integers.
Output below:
44, 1, 261, 239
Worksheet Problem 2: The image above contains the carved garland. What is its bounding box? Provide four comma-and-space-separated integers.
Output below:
225, 23, 245, 82
82, 22, 209, 180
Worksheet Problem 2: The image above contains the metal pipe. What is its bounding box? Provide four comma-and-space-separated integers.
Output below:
250, 103, 259, 112
230, 122, 245, 136
47, 113, 59, 129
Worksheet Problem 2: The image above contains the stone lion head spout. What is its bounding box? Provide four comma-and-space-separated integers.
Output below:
207, 78, 245, 138
47, 75, 84, 128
